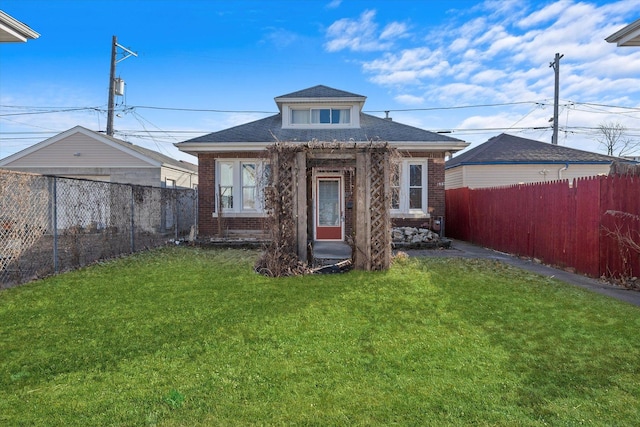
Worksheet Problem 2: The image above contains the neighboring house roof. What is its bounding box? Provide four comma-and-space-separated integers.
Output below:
100, 132, 198, 173
606, 18, 640, 47
0, 10, 39, 42
0, 125, 197, 173
446, 133, 618, 169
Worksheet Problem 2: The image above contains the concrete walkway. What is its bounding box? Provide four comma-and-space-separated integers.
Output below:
403, 239, 640, 307
312, 241, 352, 261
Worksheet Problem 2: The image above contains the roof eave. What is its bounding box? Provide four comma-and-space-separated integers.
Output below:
175, 142, 270, 155
606, 18, 640, 47
446, 160, 614, 169
391, 141, 470, 152
0, 11, 40, 42
274, 96, 367, 113
174, 140, 470, 155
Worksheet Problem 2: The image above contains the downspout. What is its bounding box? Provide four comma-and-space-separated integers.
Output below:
558, 163, 569, 180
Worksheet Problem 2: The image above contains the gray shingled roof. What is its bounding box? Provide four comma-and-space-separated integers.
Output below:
102, 132, 198, 172
185, 112, 463, 144
276, 85, 365, 99
446, 133, 617, 169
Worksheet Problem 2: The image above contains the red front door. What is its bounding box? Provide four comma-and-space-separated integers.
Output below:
315, 176, 343, 240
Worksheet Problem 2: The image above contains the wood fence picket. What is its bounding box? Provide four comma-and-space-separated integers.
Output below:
445, 175, 639, 279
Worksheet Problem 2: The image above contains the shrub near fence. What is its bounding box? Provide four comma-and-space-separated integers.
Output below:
0, 170, 197, 288
445, 175, 640, 280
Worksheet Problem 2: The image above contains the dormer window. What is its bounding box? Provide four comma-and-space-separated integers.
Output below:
291, 108, 351, 125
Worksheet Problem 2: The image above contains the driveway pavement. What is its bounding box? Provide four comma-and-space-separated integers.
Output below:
403, 239, 640, 307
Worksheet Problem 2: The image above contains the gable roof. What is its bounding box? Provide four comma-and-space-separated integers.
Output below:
99, 132, 197, 172
606, 18, 640, 47
0, 10, 39, 43
274, 85, 367, 113
446, 133, 618, 169
276, 85, 365, 99
177, 112, 467, 153
0, 126, 197, 172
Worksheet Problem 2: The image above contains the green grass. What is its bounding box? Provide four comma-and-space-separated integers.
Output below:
1, 247, 639, 426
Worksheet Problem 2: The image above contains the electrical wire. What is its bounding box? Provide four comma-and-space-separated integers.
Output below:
2, 99, 638, 117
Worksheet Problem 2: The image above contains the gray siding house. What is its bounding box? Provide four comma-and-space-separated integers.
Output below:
445, 133, 619, 189
0, 126, 198, 188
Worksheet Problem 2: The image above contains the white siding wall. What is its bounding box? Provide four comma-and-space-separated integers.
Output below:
3, 133, 154, 168
446, 163, 611, 189
3, 167, 162, 187
445, 168, 464, 189
161, 166, 198, 189
1, 133, 197, 187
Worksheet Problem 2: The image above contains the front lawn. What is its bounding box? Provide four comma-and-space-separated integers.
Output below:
0, 247, 638, 425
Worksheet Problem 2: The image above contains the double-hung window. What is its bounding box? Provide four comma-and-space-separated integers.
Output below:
219, 163, 234, 209
241, 163, 257, 210
390, 160, 428, 216
217, 160, 269, 213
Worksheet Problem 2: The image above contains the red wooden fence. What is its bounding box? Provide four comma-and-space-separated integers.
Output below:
445, 175, 640, 279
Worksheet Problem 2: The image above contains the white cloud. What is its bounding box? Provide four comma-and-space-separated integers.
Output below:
380, 22, 409, 40
471, 69, 507, 84
324, 9, 409, 52
394, 94, 424, 105
262, 27, 299, 49
517, 0, 570, 28
323, 0, 640, 155
326, 0, 342, 9
432, 83, 497, 103
324, 10, 391, 52
363, 47, 450, 85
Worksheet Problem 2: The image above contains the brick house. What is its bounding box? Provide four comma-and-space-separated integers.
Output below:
176, 85, 468, 244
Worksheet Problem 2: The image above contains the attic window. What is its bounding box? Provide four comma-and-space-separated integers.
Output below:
291, 108, 350, 124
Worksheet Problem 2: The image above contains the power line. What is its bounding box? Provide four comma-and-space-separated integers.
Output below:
2, 100, 639, 117
0, 107, 102, 117
4, 125, 640, 139
134, 105, 276, 114
365, 101, 546, 113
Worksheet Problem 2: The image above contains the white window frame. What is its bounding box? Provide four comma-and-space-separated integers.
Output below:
215, 159, 269, 215
282, 104, 359, 129
390, 159, 429, 218
290, 107, 351, 125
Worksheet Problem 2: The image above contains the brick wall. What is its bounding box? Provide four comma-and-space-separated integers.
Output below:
197, 150, 447, 238
197, 152, 267, 237
427, 156, 446, 218
398, 151, 446, 219
198, 153, 216, 236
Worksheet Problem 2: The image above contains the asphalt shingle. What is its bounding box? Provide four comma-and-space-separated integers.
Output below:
275, 85, 365, 99
446, 133, 617, 169
185, 113, 462, 144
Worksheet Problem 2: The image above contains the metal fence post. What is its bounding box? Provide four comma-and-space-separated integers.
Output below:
175, 190, 179, 241
52, 176, 58, 273
130, 187, 135, 252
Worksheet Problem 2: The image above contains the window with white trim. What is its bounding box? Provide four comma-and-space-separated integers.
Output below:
290, 108, 351, 125
390, 160, 428, 215
216, 160, 269, 213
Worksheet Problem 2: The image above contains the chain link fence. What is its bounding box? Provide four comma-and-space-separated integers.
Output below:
1, 170, 197, 288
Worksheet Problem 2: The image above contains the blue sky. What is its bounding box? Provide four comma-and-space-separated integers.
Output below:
1, 0, 639, 162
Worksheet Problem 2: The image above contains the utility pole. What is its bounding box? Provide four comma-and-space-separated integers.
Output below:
106, 36, 117, 136
549, 52, 563, 145
106, 35, 137, 136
